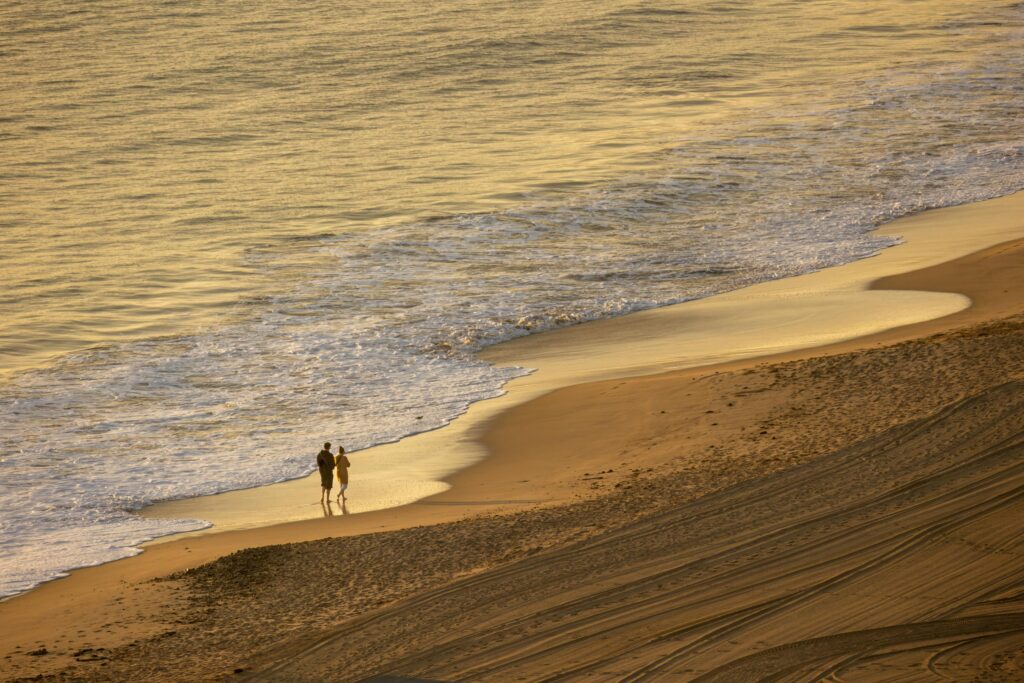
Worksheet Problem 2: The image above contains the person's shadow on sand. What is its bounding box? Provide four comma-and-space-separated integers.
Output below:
321, 500, 349, 517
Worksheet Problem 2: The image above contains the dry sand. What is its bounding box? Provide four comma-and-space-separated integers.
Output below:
2, 194, 1023, 682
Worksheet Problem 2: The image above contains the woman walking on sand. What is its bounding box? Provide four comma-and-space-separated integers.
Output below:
335, 445, 351, 502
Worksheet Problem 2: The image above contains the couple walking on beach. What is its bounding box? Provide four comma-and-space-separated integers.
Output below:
317, 442, 351, 504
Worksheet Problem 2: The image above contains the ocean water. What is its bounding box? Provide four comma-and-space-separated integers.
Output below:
2, 0, 1023, 598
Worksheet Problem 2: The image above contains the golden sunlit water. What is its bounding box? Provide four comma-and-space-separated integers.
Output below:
4, 0, 1021, 374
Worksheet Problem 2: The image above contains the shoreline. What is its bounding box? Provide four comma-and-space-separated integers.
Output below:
2, 192, 1023, 679
142, 190, 1023, 535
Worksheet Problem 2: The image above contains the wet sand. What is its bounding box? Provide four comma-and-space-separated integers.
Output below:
2, 193, 1023, 681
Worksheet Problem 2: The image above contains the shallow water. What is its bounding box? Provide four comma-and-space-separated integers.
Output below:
1, 0, 1023, 597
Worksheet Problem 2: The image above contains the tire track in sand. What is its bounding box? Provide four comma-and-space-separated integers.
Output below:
247, 382, 1024, 682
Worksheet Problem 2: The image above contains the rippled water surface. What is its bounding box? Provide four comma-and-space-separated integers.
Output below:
2, 0, 1023, 597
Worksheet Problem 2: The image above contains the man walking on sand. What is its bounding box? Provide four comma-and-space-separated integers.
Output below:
317, 442, 334, 503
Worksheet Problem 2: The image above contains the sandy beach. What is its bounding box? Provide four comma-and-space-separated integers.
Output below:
2, 192, 1023, 681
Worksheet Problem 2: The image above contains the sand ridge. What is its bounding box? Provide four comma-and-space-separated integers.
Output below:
249, 378, 1024, 682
